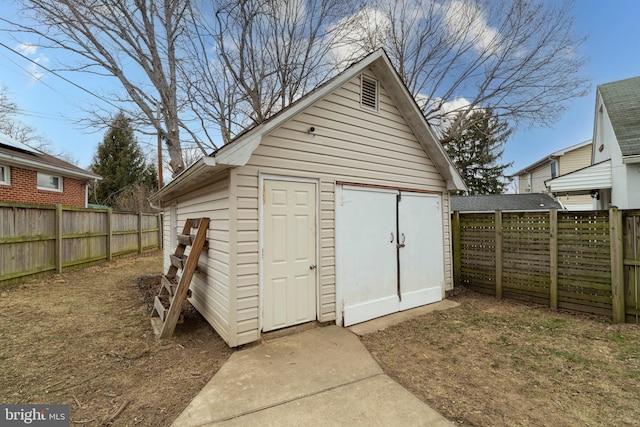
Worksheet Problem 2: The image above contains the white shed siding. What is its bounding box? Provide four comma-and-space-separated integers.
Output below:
165, 174, 232, 344
233, 169, 260, 345
231, 69, 448, 342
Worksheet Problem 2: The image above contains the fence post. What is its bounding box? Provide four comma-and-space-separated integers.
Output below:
107, 208, 113, 262
610, 207, 625, 323
549, 208, 559, 310
137, 211, 143, 254
495, 210, 503, 300
55, 203, 63, 274
452, 211, 461, 287
158, 213, 163, 251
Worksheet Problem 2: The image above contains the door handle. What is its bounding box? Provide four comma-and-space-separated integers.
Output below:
397, 233, 405, 249
309, 264, 317, 270
390, 232, 394, 243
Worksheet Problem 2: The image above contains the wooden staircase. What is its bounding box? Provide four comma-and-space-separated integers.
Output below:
152, 217, 209, 338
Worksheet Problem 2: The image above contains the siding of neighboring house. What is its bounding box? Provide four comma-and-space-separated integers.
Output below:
516, 143, 592, 209
164, 172, 232, 344
0, 165, 87, 207
516, 166, 548, 194
227, 69, 450, 345
558, 144, 593, 208
559, 144, 591, 175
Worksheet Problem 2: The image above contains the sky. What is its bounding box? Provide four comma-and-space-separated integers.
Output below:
0, 1, 639, 176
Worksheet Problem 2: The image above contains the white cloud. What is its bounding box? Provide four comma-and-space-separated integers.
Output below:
441, 0, 501, 54
15, 43, 48, 82
330, 7, 391, 66
16, 43, 38, 56
27, 55, 49, 82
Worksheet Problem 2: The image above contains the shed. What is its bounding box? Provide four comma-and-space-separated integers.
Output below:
150, 50, 466, 347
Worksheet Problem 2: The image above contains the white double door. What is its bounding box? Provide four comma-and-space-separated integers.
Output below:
336, 186, 444, 326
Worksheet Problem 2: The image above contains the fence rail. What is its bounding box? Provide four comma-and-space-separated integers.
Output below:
0, 202, 162, 287
452, 208, 640, 324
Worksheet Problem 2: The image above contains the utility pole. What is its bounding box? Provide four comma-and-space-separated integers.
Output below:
157, 101, 164, 188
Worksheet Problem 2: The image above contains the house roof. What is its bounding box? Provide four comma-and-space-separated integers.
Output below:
150, 49, 466, 203
598, 76, 640, 157
451, 193, 564, 212
509, 140, 592, 177
0, 133, 100, 181
545, 159, 612, 195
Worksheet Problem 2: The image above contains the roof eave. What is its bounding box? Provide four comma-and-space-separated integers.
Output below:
149, 157, 224, 203
0, 152, 100, 181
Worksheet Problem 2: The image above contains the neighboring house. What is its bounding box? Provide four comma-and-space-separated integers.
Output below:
149, 50, 466, 347
451, 194, 564, 213
510, 140, 592, 210
0, 133, 100, 208
547, 76, 640, 209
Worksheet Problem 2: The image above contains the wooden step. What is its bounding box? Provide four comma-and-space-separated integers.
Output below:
177, 234, 193, 246
161, 275, 191, 298
153, 295, 185, 324
170, 254, 187, 270
154, 295, 170, 321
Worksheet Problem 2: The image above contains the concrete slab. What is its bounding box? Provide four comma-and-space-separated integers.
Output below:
210, 375, 452, 427
172, 324, 454, 426
348, 299, 460, 336
172, 326, 388, 426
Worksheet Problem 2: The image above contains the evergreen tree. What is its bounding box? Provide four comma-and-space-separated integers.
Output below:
90, 112, 158, 208
441, 110, 513, 195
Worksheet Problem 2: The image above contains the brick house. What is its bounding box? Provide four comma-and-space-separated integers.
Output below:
0, 133, 100, 208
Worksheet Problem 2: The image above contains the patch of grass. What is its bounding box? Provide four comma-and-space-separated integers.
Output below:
361, 290, 640, 427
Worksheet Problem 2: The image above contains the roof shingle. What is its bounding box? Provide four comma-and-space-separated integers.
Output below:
598, 76, 640, 157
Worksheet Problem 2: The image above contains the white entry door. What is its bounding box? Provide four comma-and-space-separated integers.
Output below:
263, 179, 317, 332
337, 186, 444, 326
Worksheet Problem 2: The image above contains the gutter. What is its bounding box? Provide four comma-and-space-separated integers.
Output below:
148, 156, 219, 203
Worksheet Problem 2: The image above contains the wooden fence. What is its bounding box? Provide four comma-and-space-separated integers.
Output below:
0, 202, 162, 287
452, 208, 640, 323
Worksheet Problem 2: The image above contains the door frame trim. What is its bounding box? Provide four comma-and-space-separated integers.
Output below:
258, 174, 320, 332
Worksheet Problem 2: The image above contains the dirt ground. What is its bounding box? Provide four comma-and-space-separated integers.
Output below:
361, 287, 640, 427
4, 253, 640, 426
0, 251, 232, 426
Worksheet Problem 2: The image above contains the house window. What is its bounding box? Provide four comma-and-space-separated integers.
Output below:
550, 161, 558, 179
37, 172, 63, 192
526, 174, 532, 192
0, 165, 9, 185
361, 75, 378, 111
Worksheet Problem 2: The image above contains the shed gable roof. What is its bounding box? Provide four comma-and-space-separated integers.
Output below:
152, 50, 466, 202
598, 76, 640, 157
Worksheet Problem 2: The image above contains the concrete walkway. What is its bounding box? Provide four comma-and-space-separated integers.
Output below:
172, 303, 457, 426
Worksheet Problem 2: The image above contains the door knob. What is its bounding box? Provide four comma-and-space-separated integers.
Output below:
309, 264, 317, 270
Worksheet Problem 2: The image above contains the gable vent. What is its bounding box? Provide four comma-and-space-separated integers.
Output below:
361, 75, 378, 110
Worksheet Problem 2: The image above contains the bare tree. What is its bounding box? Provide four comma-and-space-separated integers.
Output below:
9, 0, 190, 175
340, 0, 589, 141
0, 85, 76, 161
181, 0, 362, 144
8, 0, 588, 175
0, 85, 38, 144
